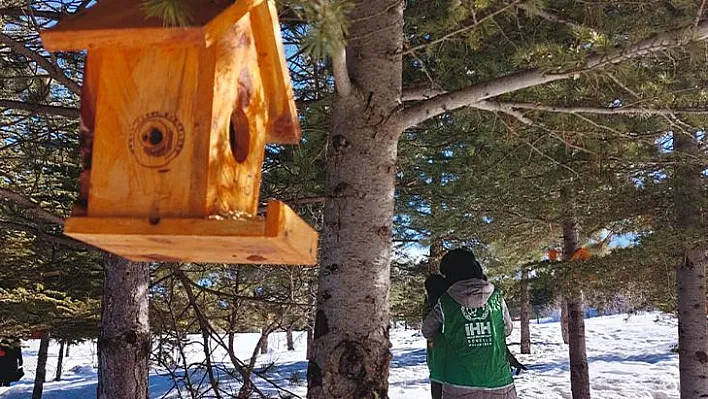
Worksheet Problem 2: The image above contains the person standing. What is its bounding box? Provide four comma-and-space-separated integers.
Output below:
423, 249, 517, 399
0, 337, 23, 387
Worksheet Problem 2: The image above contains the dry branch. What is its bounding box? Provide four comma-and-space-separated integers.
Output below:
0, 99, 80, 118
0, 33, 81, 94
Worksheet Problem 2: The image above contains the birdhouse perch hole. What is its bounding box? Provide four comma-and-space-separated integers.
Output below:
42, 0, 318, 265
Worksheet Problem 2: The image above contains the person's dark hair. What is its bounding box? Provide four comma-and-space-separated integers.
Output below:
439, 248, 484, 282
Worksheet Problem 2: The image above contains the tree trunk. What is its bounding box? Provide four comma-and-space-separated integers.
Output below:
562, 195, 591, 399
65, 342, 70, 357
306, 277, 315, 360
307, 0, 403, 396
428, 238, 444, 275
286, 325, 295, 351
31, 332, 50, 399
520, 269, 531, 354
97, 253, 150, 399
260, 330, 269, 355
561, 298, 570, 344
55, 340, 66, 381
673, 131, 708, 398
306, 322, 313, 360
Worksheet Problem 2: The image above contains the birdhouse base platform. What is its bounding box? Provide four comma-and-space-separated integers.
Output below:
64, 201, 317, 265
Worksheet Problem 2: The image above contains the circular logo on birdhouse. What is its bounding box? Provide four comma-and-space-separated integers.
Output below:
129, 112, 185, 168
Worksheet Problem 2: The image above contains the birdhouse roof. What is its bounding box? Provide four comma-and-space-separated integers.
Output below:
42, 0, 262, 51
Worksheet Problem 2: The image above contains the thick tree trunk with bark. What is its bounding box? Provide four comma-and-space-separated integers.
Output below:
31, 332, 49, 399
562, 197, 591, 399
520, 269, 531, 354
55, 340, 66, 381
307, 1, 403, 397
97, 254, 150, 399
673, 132, 708, 398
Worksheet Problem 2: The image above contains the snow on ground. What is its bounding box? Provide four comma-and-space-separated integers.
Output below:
0, 312, 679, 398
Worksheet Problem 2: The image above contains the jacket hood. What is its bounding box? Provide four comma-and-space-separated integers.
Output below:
446, 278, 494, 308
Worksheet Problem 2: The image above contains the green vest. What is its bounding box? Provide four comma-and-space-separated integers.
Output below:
426, 329, 446, 382
438, 289, 513, 389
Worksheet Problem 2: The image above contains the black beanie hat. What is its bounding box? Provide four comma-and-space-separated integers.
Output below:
439, 248, 484, 281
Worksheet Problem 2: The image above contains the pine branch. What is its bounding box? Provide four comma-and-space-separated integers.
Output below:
1, 33, 81, 95
491, 102, 708, 116
403, 0, 522, 56
0, 220, 91, 251
0, 8, 63, 20
400, 20, 708, 129
401, 87, 446, 101
471, 100, 534, 125
400, 69, 569, 128
0, 188, 66, 225
0, 100, 80, 118
332, 46, 352, 97
516, 3, 585, 30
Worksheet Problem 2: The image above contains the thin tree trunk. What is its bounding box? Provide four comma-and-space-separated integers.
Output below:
673, 131, 708, 398
260, 330, 269, 355
31, 332, 50, 399
520, 269, 531, 354
97, 253, 150, 399
562, 192, 591, 399
55, 340, 66, 381
286, 325, 295, 351
65, 342, 70, 357
561, 298, 570, 344
306, 322, 313, 360
307, 0, 402, 396
306, 277, 315, 360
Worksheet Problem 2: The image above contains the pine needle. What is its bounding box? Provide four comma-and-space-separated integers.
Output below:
142, 0, 193, 27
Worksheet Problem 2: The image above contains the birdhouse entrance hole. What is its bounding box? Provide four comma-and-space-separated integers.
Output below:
42, 0, 318, 265
230, 108, 250, 164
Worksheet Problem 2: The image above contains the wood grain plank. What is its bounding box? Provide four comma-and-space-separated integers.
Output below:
88, 47, 205, 218
250, 0, 301, 144
65, 201, 317, 265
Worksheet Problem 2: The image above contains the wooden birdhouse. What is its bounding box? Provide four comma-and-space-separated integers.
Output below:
41, 0, 318, 265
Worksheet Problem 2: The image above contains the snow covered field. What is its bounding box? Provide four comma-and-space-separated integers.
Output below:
0, 312, 679, 398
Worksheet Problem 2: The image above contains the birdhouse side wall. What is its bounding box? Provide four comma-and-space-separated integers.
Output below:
72, 52, 101, 216
87, 46, 214, 219
206, 19, 267, 218
249, 1, 302, 145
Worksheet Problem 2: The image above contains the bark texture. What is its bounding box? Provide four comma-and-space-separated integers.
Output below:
673, 131, 708, 399
561, 298, 570, 344
55, 340, 65, 381
307, 0, 403, 397
520, 269, 531, 354
287, 326, 295, 351
31, 332, 49, 399
562, 198, 591, 399
97, 253, 150, 399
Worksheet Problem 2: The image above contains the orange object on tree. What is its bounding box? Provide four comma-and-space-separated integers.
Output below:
547, 249, 559, 262
570, 247, 591, 261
